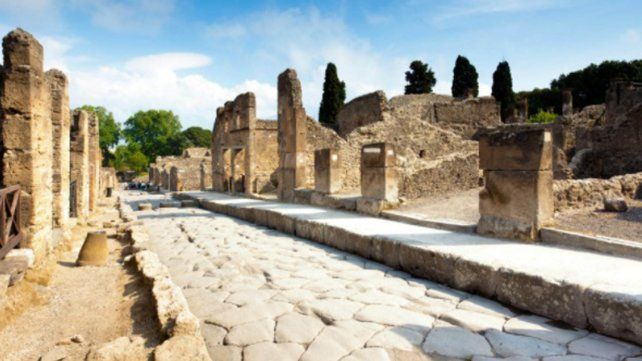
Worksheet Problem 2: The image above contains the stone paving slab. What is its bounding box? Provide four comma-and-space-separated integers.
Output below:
171, 190, 642, 346
123, 191, 642, 360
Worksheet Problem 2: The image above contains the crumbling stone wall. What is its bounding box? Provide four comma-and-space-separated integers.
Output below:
336, 91, 389, 137
100, 167, 117, 198
46, 69, 70, 229
70, 110, 90, 224
211, 92, 279, 195
0, 29, 54, 258
168, 159, 203, 191
199, 162, 211, 190
554, 172, 642, 212
87, 112, 100, 211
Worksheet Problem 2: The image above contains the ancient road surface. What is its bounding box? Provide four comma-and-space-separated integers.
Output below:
127, 193, 642, 361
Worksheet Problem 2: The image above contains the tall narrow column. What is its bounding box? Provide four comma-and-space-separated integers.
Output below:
477, 125, 553, 241
46, 69, 70, 233
314, 148, 342, 194
1, 28, 53, 258
277, 69, 307, 201
87, 112, 100, 211
70, 110, 90, 224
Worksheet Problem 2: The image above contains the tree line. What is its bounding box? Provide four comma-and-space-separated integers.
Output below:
318, 57, 642, 127
84, 106, 212, 174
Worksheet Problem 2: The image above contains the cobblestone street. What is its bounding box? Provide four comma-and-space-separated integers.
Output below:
127, 193, 642, 361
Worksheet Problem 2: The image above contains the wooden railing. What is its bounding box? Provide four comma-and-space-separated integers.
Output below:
0, 185, 23, 259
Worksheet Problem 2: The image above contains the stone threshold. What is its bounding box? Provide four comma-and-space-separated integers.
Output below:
541, 227, 642, 260
175, 191, 642, 346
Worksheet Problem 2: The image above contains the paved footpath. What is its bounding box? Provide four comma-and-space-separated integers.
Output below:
126, 192, 642, 361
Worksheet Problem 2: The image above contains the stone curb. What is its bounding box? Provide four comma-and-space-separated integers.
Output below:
541, 227, 642, 260
119, 199, 211, 361
179, 192, 642, 346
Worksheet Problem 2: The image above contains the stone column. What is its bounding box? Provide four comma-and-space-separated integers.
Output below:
70, 110, 90, 224
314, 148, 341, 194
200, 162, 212, 190
277, 69, 307, 201
236, 92, 256, 195
87, 112, 100, 211
46, 69, 70, 235
562, 89, 573, 117
0, 29, 54, 258
359, 143, 398, 201
477, 125, 553, 241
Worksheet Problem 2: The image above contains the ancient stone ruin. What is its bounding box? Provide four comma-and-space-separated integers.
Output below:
0, 28, 106, 260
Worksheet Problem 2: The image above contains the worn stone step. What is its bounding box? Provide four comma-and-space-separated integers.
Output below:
178, 190, 642, 346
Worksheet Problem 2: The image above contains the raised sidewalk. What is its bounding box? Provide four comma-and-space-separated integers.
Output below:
175, 190, 642, 346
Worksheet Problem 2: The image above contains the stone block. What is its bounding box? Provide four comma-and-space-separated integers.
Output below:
453, 257, 498, 298
342, 231, 373, 260
4, 248, 35, 268
314, 148, 342, 194
583, 284, 642, 345
495, 268, 587, 329
181, 200, 199, 208
356, 198, 399, 216
398, 243, 457, 286
76, 231, 109, 266
324, 225, 348, 250
361, 143, 396, 168
370, 235, 400, 268
361, 160, 398, 202
138, 203, 153, 211
478, 170, 553, 241
294, 219, 325, 244
479, 126, 552, 171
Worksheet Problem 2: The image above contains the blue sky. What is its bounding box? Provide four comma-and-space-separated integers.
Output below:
0, 0, 640, 129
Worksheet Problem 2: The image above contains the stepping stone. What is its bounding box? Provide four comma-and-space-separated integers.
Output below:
243, 342, 304, 361
366, 326, 425, 351
568, 333, 641, 361
354, 304, 434, 328
301, 320, 383, 361
485, 329, 567, 358
441, 309, 506, 332
207, 345, 241, 361
341, 348, 391, 361
275, 312, 325, 344
504, 315, 588, 345
225, 319, 274, 346
422, 321, 493, 359
458, 295, 516, 319
297, 299, 363, 322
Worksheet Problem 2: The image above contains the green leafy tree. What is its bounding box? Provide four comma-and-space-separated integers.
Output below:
318, 62, 346, 128
123, 110, 183, 163
405, 60, 436, 94
451, 55, 479, 98
492, 61, 516, 122
113, 143, 148, 173
79, 105, 120, 166
182, 126, 212, 148
528, 110, 558, 124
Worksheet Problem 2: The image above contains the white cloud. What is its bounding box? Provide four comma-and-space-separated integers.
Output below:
67, 52, 276, 129
71, 0, 175, 34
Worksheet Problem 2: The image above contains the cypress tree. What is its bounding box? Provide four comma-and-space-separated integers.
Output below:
492, 61, 516, 122
451, 55, 479, 98
404, 60, 436, 94
318, 63, 346, 128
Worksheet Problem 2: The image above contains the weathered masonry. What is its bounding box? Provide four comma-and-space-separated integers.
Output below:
148, 148, 211, 192
210, 93, 278, 195
0, 28, 105, 260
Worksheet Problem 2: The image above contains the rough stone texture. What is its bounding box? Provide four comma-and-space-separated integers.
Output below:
200, 162, 212, 190
360, 143, 398, 202
45, 69, 70, 233
87, 111, 100, 211
70, 110, 90, 223
553, 172, 642, 212
85, 336, 147, 361
211, 92, 278, 195
422, 321, 493, 358
154, 335, 210, 361
314, 148, 342, 194
485, 329, 567, 358
477, 125, 554, 241
278, 69, 307, 201
603, 198, 628, 212
1, 28, 53, 258
336, 91, 389, 137
100, 167, 117, 198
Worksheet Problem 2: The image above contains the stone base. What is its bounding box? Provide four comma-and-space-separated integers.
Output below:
356, 197, 400, 216
310, 192, 358, 212
476, 215, 538, 242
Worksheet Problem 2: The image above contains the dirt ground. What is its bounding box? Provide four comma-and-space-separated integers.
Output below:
397, 188, 642, 242
397, 188, 481, 223
555, 199, 642, 242
0, 203, 160, 361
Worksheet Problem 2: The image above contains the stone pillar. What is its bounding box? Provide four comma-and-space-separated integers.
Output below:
200, 162, 212, 190
277, 69, 307, 201
46, 69, 70, 232
87, 112, 100, 211
314, 148, 341, 194
562, 89, 573, 117
0, 29, 53, 258
517, 98, 528, 122
477, 125, 553, 241
70, 110, 90, 224
359, 143, 398, 201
